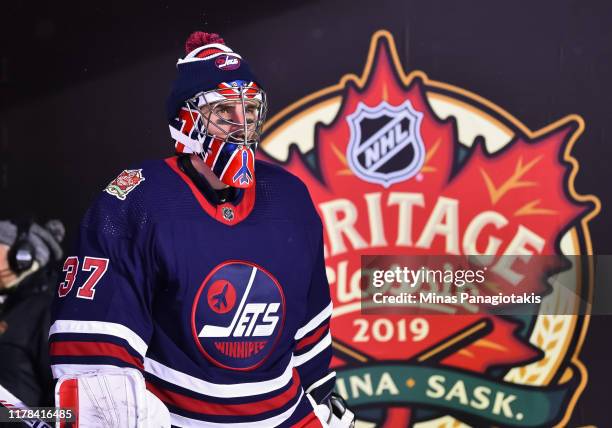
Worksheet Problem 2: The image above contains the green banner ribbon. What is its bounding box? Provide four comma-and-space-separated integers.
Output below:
335, 364, 578, 427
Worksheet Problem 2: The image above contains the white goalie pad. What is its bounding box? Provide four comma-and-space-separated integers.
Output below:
55, 367, 170, 428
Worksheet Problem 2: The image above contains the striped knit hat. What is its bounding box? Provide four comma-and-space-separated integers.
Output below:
166, 32, 261, 123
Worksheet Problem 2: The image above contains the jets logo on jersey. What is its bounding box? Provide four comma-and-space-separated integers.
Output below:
104, 169, 145, 200
191, 261, 285, 371
347, 100, 425, 187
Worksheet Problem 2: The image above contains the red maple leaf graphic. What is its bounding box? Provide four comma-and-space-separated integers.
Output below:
261, 33, 595, 376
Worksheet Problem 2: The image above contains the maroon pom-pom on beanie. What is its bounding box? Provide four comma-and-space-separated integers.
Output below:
185, 32, 226, 55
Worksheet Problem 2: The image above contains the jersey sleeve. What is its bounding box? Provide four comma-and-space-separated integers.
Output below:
49, 193, 156, 379
293, 227, 335, 404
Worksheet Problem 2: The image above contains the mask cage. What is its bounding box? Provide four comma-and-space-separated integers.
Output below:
184, 85, 267, 155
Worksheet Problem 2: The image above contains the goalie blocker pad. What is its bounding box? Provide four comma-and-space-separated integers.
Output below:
55, 367, 170, 428
307, 393, 355, 428
306, 371, 337, 404
306, 372, 355, 428
328, 394, 355, 428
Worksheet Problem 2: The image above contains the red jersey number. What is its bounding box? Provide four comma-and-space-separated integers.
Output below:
58, 256, 109, 300
58, 257, 79, 298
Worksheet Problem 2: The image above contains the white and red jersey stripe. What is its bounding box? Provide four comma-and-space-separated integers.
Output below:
49, 321, 319, 426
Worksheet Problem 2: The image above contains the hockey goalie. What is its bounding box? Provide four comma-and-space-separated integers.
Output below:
49, 32, 354, 427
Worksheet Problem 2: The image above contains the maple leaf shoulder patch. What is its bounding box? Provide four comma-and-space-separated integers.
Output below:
104, 169, 146, 200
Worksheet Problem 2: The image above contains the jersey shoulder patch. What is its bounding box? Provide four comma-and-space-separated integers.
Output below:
104, 169, 146, 200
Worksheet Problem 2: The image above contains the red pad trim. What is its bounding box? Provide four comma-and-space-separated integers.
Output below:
58, 378, 79, 428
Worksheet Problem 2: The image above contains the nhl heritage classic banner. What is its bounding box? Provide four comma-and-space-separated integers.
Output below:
261, 31, 600, 427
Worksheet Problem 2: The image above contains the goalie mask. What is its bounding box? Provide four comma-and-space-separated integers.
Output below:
167, 32, 267, 188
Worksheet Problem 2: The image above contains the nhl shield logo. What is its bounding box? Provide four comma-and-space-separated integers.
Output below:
347, 100, 425, 187
222, 206, 235, 222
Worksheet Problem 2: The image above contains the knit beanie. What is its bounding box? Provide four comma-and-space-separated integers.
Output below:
165, 32, 262, 122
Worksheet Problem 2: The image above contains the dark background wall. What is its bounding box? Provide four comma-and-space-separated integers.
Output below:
1, 1, 610, 425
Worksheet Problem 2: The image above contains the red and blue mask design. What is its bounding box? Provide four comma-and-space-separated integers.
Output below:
170, 80, 266, 189
203, 138, 256, 188
167, 39, 266, 189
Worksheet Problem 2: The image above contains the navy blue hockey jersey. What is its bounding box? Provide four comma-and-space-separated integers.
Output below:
50, 158, 334, 427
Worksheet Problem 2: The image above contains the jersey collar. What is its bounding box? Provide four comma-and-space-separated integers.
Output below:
165, 156, 256, 226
